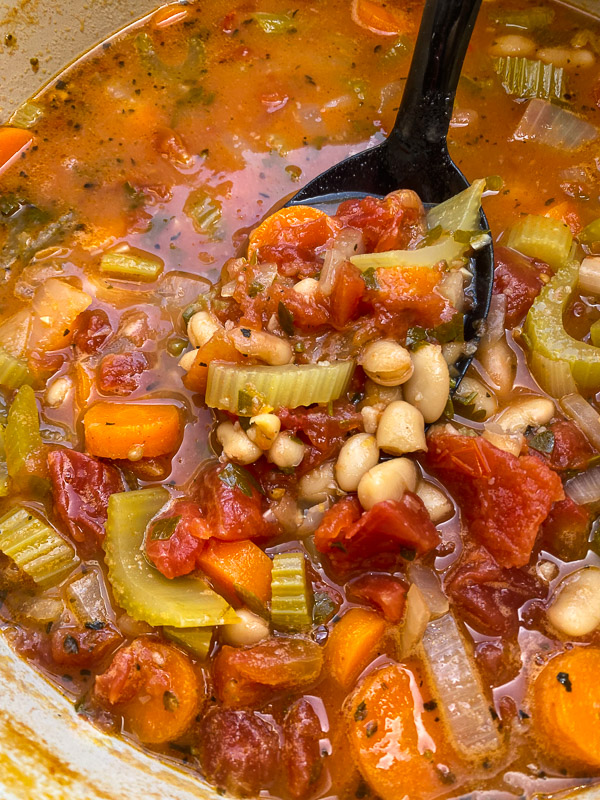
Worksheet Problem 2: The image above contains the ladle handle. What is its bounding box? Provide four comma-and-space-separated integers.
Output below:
387, 0, 482, 151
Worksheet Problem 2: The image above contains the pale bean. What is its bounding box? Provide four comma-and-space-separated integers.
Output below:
482, 427, 524, 458
221, 609, 270, 646
360, 406, 381, 434
357, 457, 417, 511
537, 46, 595, 70
335, 433, 380, 492
437, 271, 465, 310
415, 481, 453, 523
494, 396, 555, 434
217, 421, 262, 465
293, 277, 319, 296
403, 344, 450, 424
478, 338, 516, 398
360, 340, 413, 387
298, 462, 338, 504
230, 327, 293, 366
376, 400, 426, 456
268, 432, 305, 469
454, 376, 498, 420
45, 376, 72, 408
187, 311, 220, 349
547, 567, 600, 637
247, 413, 281, 450
489, 34, 536, 58
361, 379, 403, 410
178, 349, 197, 371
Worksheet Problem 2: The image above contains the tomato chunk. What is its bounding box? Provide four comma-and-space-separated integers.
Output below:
492, 246, 552, 327
51, 624, 123, 668
283, 698, 324, 798
425, 431, 564, 568
346, 573, 408, 623
98, 351, 149, 395
335, 190, 426, 252
329, 261, 366, 328
145, 500, 211, 579
533, 419, 596, 473
73, 308, 113, 355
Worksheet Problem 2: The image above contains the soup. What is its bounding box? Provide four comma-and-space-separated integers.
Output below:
0, 0, 599, 798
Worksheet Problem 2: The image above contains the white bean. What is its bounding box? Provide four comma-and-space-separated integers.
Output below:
547, 567, 600, 637
217, 421, 262, 465
403, 344, 450, 424
360, 340, 413, 387
335, 433, 380, 492
437, 271, 465, 310
376, 400, 426, 456
537, 47, 595, 70
415, 481, 453, 523
45, 376, 72, 408
360, 406, 381, 434
494, 396, 555, 434
482, 427, 524, 458
298, 461, 338, 504
357, 457, 417, 510
268, 432, 305, 469
230, 327, 293, 366
293, 277, 319, 296
221, 608, 270, 646
187, 311, 220, 349
478, 338, 516, 398
361, 379, 403, 410
455, 376, 498, 420
178, 349, 197, 371
247, 413, 281, 450
489, 34, 536, 58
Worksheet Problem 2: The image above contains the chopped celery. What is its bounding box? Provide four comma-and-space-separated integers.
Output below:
591, 320, 600, 348
135, 32, 205, 80
5, 385, 47, 494
529, 350, 577, 398
580, 219, 600, 247
104, 488, 239, 628
270, 552, 311, 631
163, 626, 213, 659
0, 507, 79, 588
507, 215, 572, 271
252, 11, 296, 33
184, 189, 222, 239
490, 7, 554, 28
351, 236, 464, 271
206, 361, 355, 413
514, 99, 598, 151
0, 427, 8, 497
0, 348, 33, 390
427, 178, 486, 233
0, 309, 33, 359
524, 261, 600, 392
493, 57, 565, 103
99, 250, 163, 282
9, 102, 44, 129
579, 258, 600, 296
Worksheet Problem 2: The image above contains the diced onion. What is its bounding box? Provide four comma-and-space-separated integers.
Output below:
578, 257, 600, 297
480, 294, 506, 346
407, 563, 449, 618
565, 466, 600, 506
514, 98, 598, 151
66, 570, 109, 625
421, 613, 501, 758
529, 350, 577, 398
560, 393, 600, 450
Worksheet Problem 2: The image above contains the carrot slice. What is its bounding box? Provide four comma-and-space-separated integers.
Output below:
326, 607, 386, 689
532, 647, 600, 768
346, 663, 451, 800
197, 539, 272, 610
247, 205, 340, 261
0, 127, 33, 175
351, 0, 411, 36
83, 402, 181, 459
152, 3, 189, 28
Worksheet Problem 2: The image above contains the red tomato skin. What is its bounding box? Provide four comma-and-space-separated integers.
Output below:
330, 261, 366, 328
346, 573, 408, 623
145, 501, 210, 579
492, 246, 552, 327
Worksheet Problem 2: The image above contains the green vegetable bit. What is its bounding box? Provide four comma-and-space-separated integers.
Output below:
5, 385, 48, 494
579, 218, 600, 247
493, 57, 566, 103
0, 348, 33, 390
507, 215, 573, 271
9, 102, 44, 129
270, 551, 311, 631
252, 11, 296, 33
184, 189, 222, 240
100, 250, 163, 282
163, 626, 213, 659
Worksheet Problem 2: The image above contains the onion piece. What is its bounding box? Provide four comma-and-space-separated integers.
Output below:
560, 393, 600, 450
407, 563, 449, 618
514, 98, 598, 151
565, 466, 600, 506
578, 257, 600, 297
396, 583, 430, 657
480, 294, 506, 346
66, 570, 109, 626
319, 228, 365, 296
529, 350, 577, 398
421, 613, 501, 758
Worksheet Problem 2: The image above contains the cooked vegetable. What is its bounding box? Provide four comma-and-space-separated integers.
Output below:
9, 102, 44, 129
514, 99, 598, 151
30, 278, 92, 353
532, 648, 600, 768
396, 582, 430, 656
270, 552, 311, 631
578, 257, 600, 296
560, 393, 600, 450
507, 215, 572, 270
205, 361, 355, 413
248, 206, 339, 261
0, 427, 8, 497
591, 319, 600, 348
579, 220, 600, 248
197, 539, 272, 611
565, 466, 600, 506
163, 626, 213, 659
326, 607, 386, 689
184, 189, 222, 239
252, 11, 296, 34
524, 262, 600, 392
351, 236, 463, 271
99, 250, 163, 282
427, 177, 486, 232
83, 402, 181, 459
103, 487, 239, 627
0, 127, 33, 174
490, 7, 554, 28
0, 309, 32, 359
547, 567, 600, 637
407, 564, 449, 618
0, 348, 32, 390
66, 570, 108, 625
421, 613, 501, 758
529, 350, 577, 398
5, 385, 47, 493
0, 506, 79, 588
493, 56, 565, 102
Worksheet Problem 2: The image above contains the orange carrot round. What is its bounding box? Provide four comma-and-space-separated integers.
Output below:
351, 0, 411, 36
531, 647, 600, 768
0, 127, 34, 175
83, 402, 181, 459
247, 206, 340, 261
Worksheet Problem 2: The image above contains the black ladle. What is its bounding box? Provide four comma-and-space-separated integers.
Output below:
286, 0, 493, 381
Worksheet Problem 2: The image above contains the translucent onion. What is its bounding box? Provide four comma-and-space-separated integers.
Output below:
560, 393, 600, 450
407, 563, 449, 618
578, 257, 600, 297
529, 350, 577, 398
320, 228, 364, 296
565, 466, 600, 506
514, 98, 598, 151
480, 294, 506, 346
66, 570, 109, 626
421, 613, 501, 758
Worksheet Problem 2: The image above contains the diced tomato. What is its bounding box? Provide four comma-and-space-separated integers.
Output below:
51, 623, 123, 667
329, 261, 366, 328
283, 698, 324, 798
447, 544, 545, 636
335, 191, 425, 252
537, 420, 596, 472
194, 461, 278, 541
182, 330, 243, 394
492, 246, 552, 327
199, 709, 280, 796
314, 494, 440, 573
73, 309, 113, 355
278, 401, 364, 454
98, 351, 149, 395
145, 500, 211, 579
541, 497, 592, 562
248, 206, 340, 270
48, 449, 125, 548
346, 573, 408, 623
425, 431, 564, 568
278, 285, 331, 330
212, 637, 323, 706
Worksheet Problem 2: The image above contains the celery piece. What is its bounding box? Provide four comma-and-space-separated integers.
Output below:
490, 7, 554, 28
427, 178, 486, 234
580, 219, 600, 247
135, 32, 205, 80
0, 507, 79, 588
0, 347, 33, 390
351, 236, 464, 272
206, 361, 355, 413
514, 99, 598, 151
104, 488, 239, 628
184, 189, 222, 240
252, 11, 295, 33
0, 427, 8, 497
9, 102, 44, 129
524, 261, 600, 392
5, 385, 47, 494
507, 215, 572, 271
270, 552, 311, 631
163, 626, 213, 659
591, 320, 600, 348
579, 257, 600, 296
99, 250, 163, 282
0, 309, 33, 359
493, 57, 565, 103
529, 350, 577, 398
